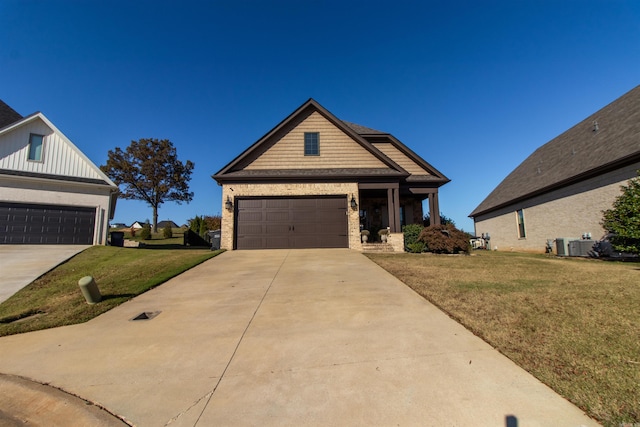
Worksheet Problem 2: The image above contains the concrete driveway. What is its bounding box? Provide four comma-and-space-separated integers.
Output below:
0, 249, 598, 426
0, 245, 89, 304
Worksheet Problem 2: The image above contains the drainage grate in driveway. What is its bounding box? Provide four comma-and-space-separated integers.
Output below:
129, 311, 161, 321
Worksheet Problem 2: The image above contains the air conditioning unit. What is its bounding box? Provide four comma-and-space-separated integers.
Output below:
555, 238, 578, 256
569, 240, 597, 257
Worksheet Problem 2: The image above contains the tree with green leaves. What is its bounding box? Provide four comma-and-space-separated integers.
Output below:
101, 138, 194, 232
601, 172, 640, 255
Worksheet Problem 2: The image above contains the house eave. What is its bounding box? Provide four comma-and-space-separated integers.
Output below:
0, 168, 117, 188
469, 152, 640, 218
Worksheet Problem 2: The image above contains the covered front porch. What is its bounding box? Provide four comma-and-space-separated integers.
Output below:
356, 182, 441, 246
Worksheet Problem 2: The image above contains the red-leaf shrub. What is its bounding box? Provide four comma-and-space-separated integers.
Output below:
418, 223, 470, 254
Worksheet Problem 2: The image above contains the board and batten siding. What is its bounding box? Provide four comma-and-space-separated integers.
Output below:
371, 142, 432, 176
0, 118, 105, 181
245, 112, 387, 170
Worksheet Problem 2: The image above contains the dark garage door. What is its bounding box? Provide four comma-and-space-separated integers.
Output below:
235, 197, 348, 250
0, 202, 95, 244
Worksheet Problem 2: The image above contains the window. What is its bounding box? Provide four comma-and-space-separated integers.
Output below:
516, 209, 526, 238
28, 134, 44, 161
304, 132, 319, 156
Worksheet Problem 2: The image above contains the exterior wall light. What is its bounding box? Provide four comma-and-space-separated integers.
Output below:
350, 194, 357, 210
225, 196, 233, 211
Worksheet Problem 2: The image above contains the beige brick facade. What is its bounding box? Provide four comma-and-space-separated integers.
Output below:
474, 162, 640, 252
220, 182, 361, 250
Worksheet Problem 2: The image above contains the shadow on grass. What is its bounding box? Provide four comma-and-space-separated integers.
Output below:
100, 294, 137, 301
137, 244, 211, 250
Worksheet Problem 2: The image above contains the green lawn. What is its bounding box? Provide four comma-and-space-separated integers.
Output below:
366, 251, 640, 427
0, 245, 222, 336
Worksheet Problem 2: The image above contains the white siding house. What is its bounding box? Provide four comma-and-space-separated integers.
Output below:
0, 100, 118, 245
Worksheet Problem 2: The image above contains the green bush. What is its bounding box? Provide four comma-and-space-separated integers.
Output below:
140, 224, 152, 240
406, 241, 426, 253
403, 223, 424, 249
418, 223, 470, 254
163, 223, 173, 239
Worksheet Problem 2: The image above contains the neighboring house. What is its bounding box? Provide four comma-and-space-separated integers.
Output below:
130, 221, 147, 229
157, 220, 178, 229
470, 85, 640, 252
213, 99, 449, 250
0, 99, 118, 245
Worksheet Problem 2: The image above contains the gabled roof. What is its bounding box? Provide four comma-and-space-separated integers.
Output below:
0, 103, 117, 189
470, 85, 640, 218
213, 98, 449, 186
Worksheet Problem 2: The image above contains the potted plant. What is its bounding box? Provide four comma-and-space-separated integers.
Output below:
378, 227, 390, 243
360, 230, 370, 243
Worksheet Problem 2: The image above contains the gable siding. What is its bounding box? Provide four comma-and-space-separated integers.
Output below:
372, 142, 432, 176
244, 112, 387, 170
0, 118, 104, 180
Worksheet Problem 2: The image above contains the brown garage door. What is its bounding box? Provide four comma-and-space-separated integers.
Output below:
0, 202, 95, 244
235, 197, 348, 250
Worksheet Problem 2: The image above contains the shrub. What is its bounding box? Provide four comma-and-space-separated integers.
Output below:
403, 224, 424, 248
602, 171, 640, 254
140, 224, 152, 240
406, 241, 426, 253
163, 222, 173, 239
418, 223, 470, 254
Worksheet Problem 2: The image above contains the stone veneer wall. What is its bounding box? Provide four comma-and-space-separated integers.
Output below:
220, 182, 361, 250
387, 233, 405, 252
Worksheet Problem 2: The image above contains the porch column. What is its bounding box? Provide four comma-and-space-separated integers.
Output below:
386, 187, 401, 232
429, 192, 441, 226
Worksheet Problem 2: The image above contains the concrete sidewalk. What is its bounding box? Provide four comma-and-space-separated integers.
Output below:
0, 249, 598, 426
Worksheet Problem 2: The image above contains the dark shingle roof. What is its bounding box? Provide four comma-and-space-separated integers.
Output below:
341, 121, 387, 135
0, 100, 23, 129
470, 85, 640, 217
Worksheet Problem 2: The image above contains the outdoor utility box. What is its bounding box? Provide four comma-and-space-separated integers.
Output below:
569, 239, 597, 257
78, 276, 101, 304
110, 231, 124, 247
555, 238, 578, 256
208, 229, 221, 250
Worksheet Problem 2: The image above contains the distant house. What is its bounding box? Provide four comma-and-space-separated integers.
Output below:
213, 99, 449, 251
131, 221, 147, 229
110, 223, 128, 229
0, 100, 118, 245
470, 86, 640, 252
157, 220, 178, 229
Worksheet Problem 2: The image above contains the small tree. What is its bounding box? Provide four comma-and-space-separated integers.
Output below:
601, 172, 640, 254
101, 138, 194, 232
140, 223, 152, 240
163, 222, 173, 239
423, 212, 455, 227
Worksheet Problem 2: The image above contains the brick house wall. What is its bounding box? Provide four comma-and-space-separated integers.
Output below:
473, 162, 640, 252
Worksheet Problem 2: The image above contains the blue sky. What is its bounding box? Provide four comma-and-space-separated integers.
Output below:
2, 0, 639, 232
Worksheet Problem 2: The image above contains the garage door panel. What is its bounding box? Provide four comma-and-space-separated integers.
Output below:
235, 197, 348, 250
266, 224, 290, 234
0, 202, 95, 245
265, 211, 290, 221
265, 199, 289, 209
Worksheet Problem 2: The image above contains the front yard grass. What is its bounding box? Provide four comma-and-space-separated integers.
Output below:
0, 246, 222, 336
366, 251, 639, 427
